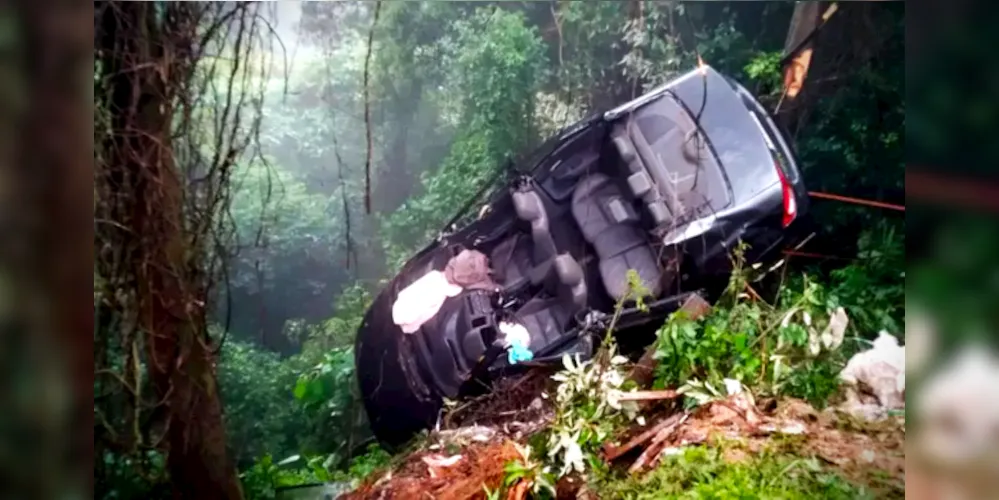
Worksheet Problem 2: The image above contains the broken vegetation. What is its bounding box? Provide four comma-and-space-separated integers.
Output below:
338, 255, 905, 499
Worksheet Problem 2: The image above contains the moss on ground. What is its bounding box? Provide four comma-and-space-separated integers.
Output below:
593, 444, 899, 500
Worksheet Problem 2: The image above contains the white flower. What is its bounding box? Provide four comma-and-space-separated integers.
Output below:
606, 389, 623, 410
562, 437, 585, 476
561, 353, 576, 372
602, 370, 624, 388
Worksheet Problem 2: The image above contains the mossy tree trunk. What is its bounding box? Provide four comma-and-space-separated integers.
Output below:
96, 2, 243, 498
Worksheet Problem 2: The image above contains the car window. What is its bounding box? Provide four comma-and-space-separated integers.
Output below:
633, 98, 732, 222
667, 71, 783, 204
637, 114, 677, 142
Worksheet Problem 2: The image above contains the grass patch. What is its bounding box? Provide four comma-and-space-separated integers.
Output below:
593, 445, 877, 500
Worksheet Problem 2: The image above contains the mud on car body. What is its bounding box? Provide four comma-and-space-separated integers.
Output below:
356, 66, 811, 449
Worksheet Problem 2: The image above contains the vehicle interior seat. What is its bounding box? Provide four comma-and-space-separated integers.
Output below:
613, 110, 727, 225
571, 173, 665, 302
512, 189, 559, 264
611, 123, 673, 227
489, 186, 588, 355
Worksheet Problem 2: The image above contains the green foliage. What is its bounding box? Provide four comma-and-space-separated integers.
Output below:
595, 446, 876, 499
293, 348, 355, 415
228, 159, 342, 286
382, 7, 547, 261
291, 347, 364, 458
553, 1, 634, 108
653, 230, 904, 408
822, 222, 905, 335
218, 340, 309, 466
240, 443, 391, 500
98, 450, 169, 500
743, 50, 783, 92
218, 321, 366, 470
335, 443, 392, 482
224, 156, 352, 349
547, 351, 639, 477
659, 286, 851, 408
296, 282, 373, 355
502, 443, 556, 499
240, 454, 326, 500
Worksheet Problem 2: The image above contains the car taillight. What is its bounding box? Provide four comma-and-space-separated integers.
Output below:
775, 160, 797, 227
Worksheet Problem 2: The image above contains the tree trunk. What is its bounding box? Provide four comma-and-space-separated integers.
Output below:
778, 2, 894, 136
97, 3, 243, 498
778, 1, 826, 131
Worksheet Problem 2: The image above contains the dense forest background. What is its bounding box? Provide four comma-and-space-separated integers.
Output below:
92, 2, 904, 498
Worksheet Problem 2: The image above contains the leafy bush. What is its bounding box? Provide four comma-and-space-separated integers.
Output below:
293, 348, 356, 420
240, 454, 325, 500
240, 443, 391, 500
295, 282, 373, 357
501, 443, 557, 499
218, 340, 311, 466
822, 222, 905, 336
546, 350, 640, 477
292, 347, 369, 462
654, 267, 842, 407
652, 229, 903, 408
335, 443, 392, 482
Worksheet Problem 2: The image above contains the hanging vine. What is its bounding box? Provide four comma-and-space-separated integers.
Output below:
93, 2, 274, 497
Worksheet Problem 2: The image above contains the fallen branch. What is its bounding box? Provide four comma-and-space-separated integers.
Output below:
617, 390, 680, 402
628, 413, 689, 474
603, 412, 684, 462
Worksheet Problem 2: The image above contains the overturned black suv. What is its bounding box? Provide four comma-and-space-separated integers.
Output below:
357, 66, 810, 448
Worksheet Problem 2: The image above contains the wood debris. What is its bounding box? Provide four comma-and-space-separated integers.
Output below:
628, 413, 689, 473
603, 412, 686, 461
617, 390, 680, 402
